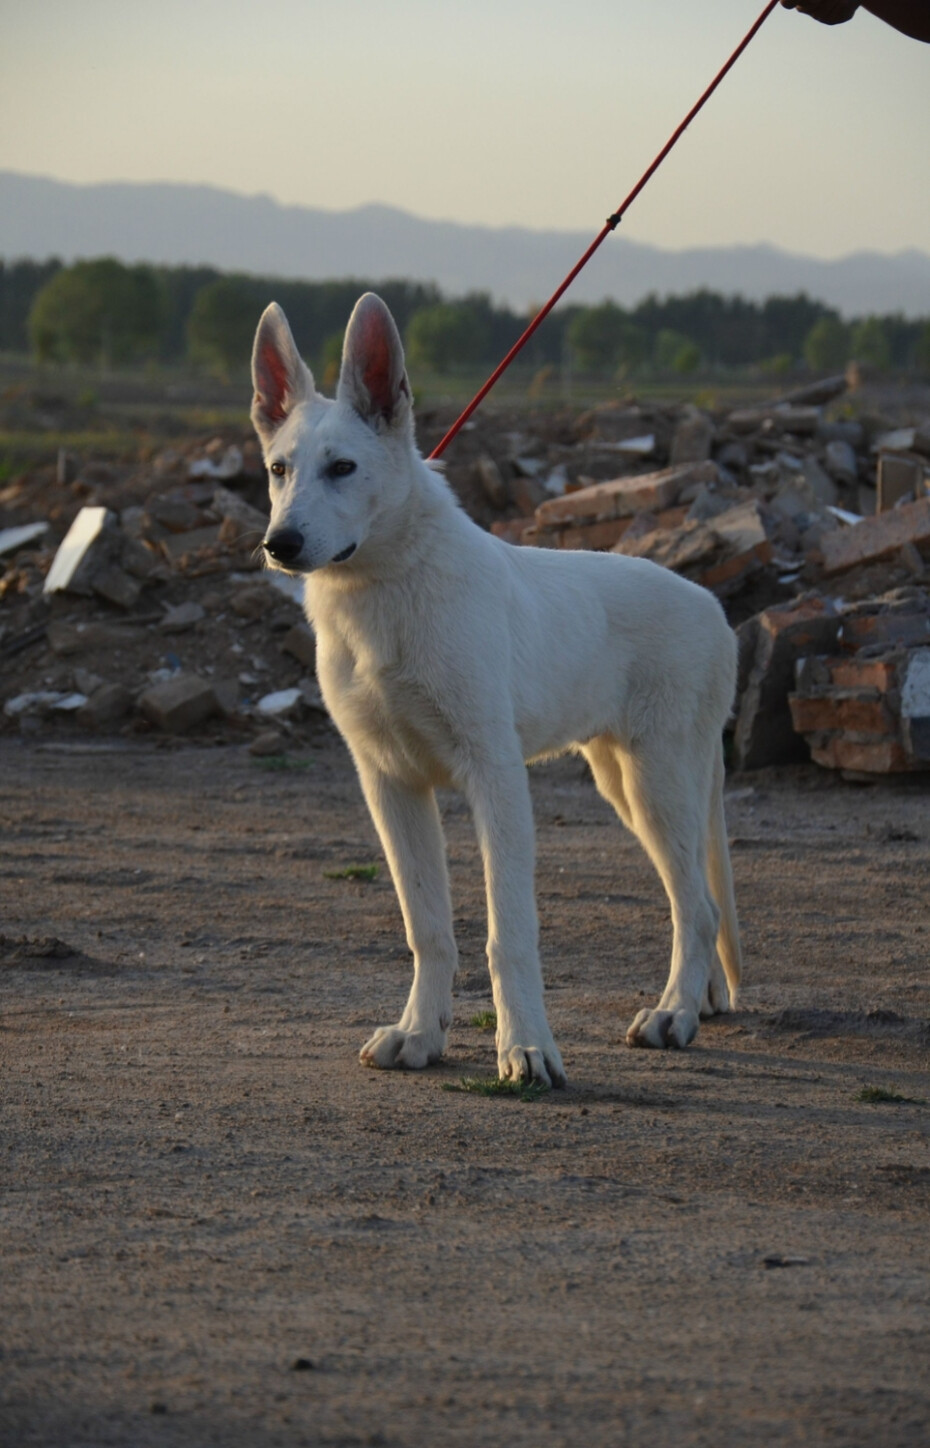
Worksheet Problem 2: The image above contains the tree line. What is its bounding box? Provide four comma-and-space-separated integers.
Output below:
1, 256, 928, 380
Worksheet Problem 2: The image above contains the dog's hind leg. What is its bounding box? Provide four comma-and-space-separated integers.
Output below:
582, 735, 634, 831
466, 754, 566, 1088
354, 760, 458, 1071
608, 740, 722, 1050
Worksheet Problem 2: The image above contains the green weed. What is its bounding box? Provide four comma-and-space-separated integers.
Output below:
857, 1085, 925, 1105
469, 1011, 497, 1032
323, 863, 379, 882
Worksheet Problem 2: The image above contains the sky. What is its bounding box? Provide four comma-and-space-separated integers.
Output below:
1, 0, 928, 259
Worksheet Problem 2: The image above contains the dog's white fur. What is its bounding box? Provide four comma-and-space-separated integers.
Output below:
251, 293, 741, 1086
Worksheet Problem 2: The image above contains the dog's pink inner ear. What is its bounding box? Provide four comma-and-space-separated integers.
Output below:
358, 312, 398, 419
256, 340, 290, 423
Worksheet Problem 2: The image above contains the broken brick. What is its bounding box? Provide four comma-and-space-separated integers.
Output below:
821, 498, 930, 575
839, 610, 930, 653
733, 598, 841, 770
490, 518, 536, 545
808, 735, 914, 775
534, 461, 717, 528
828, 654, 901, 692
558, 517, 635, 551
788, 691, 894, 736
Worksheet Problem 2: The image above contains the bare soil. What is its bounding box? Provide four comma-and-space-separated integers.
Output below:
1, 734, 929, 1448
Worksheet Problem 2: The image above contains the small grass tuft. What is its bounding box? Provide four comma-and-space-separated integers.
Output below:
857, 1085, 925, 1105
469, 1010, 497, 1032
443, 1075, 549, 1102
322, 863, 379, 882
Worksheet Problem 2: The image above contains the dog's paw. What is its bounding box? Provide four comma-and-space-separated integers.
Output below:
359, 1024, 446, 1071
626, 1006, 699, 1050
498, 1042, 567, 1089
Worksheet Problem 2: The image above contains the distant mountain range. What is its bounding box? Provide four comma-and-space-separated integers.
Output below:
2, 171, 929, 319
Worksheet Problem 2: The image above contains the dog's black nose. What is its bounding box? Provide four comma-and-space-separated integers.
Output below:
264, 528, 304, 565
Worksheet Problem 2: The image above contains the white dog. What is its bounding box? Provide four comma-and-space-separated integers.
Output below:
251, 293, 741, 1087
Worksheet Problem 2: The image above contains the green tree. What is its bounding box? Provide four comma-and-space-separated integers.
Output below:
654, 328, 701, 374
187, 275, 264, 377
760, 294, 830, 363
28, 259, 165, 365
803, 315, 850, 373
914, 322, 930, 376
850, 316, 891, 371
320, 329, 345, 390
0, 258, 63, 353
405, 302, 490, 372
567, 302, 647, 374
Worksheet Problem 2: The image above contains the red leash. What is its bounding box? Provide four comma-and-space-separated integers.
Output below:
429, 0, 780, 461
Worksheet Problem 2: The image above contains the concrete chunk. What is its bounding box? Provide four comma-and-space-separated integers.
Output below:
90, 562, 142, 610
79, 683, 135, 728
160, 602, 206, 633
138, 675, 219, 733
159, 525, 223, 563
257, 687, 302, 718
877, 453, 924, 512
670, 411, 714, 465
279, 623, 317, 671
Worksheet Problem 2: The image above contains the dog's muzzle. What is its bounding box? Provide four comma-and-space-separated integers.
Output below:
263, 529, 304, 566
263, 530, 358, 570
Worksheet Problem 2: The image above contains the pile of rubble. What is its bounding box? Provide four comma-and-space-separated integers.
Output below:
0, 437, 322, 754
1, 375, 928, 776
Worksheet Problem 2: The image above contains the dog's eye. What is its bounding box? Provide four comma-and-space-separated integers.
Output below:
329, 459, 356, 479
270, 460, 286, 478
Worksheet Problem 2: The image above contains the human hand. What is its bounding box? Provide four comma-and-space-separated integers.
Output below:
780, 0, 859, 22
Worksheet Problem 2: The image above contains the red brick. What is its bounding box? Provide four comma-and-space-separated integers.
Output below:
732, 598, 840, 770
698, 539, 771, 591
828, 655, 900, 691
490, 517, 536, 545
789, 691, 894, 735
809, 735, 915, 774
820, 497, 930, 574
839, 611, 930, 652
558, 517, 634, 551
760, 597, 839, 650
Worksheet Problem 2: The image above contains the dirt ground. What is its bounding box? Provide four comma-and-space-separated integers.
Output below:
1, 730, 928, 1448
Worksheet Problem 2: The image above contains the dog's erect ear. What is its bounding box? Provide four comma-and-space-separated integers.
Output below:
337, 293, 411, 430
251, 303, 313, 443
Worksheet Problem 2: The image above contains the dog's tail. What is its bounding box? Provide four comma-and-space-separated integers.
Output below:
707, 745, 742, 1000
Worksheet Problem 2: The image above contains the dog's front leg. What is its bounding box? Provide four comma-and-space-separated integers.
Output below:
468, 760, 566, 1088
354, 760, 457, 1071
